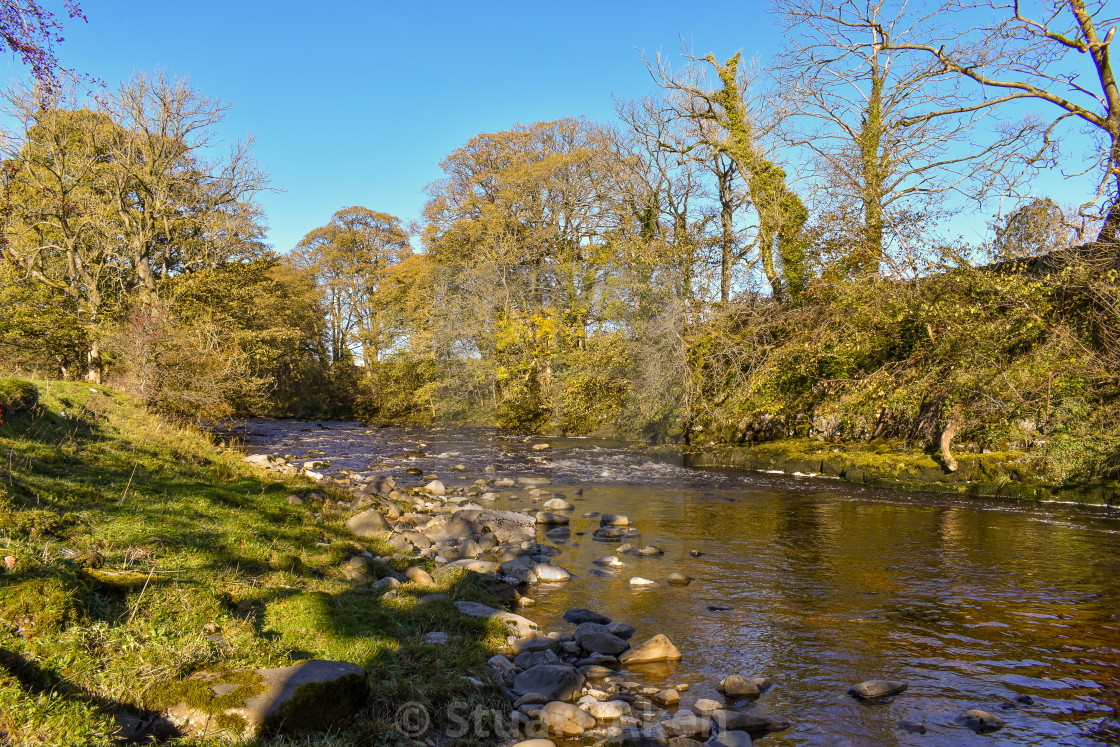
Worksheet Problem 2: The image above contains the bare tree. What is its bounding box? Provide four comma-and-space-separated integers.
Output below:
644, 50, 809, 300
881, 0, 1120, 244
771, 0, 1049, 276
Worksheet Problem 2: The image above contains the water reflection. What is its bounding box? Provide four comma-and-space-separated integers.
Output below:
236, 420, 1120, 745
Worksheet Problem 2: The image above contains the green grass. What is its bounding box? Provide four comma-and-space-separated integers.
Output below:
0, 380, 510, 746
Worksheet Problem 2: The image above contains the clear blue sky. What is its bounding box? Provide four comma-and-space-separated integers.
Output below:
4, 1, 1099, 253
22, 0, 784, 253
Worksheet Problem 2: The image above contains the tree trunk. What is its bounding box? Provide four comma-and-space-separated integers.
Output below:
85, 340, 103, 384
719, 166, 736, 304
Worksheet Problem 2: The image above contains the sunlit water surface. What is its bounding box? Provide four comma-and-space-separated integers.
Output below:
236, 421, 1120, 746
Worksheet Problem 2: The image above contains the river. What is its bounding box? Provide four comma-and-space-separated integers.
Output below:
237, 420, 1120, 746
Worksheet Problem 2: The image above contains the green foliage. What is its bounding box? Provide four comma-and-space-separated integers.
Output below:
687, 261, 1120, 483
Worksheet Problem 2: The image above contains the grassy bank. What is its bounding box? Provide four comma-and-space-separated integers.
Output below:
641, 437, 1120, 504
0, 380, 509, 746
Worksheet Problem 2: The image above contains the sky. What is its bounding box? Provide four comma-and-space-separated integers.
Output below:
11, 0, 786, 253
2, 0, 1103, 253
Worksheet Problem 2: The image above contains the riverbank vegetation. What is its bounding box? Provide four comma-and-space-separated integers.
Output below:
0, 380, 510, 745
2, 1, 1118, 487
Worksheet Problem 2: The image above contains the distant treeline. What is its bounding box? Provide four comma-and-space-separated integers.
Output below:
3, 3, 1119, 482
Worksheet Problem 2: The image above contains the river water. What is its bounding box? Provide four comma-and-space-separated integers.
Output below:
237, 420, 1120, 746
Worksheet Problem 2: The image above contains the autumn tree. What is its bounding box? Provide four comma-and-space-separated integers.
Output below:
293, 206, 411, 367
1, 74, 268, 382
422, 118, 622, 427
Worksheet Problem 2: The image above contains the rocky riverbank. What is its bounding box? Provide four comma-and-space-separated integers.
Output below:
636, 438, 1120, 505
240, 449, 1015, 744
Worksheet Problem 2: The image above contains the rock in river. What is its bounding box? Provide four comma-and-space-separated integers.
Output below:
718, 674, 760, 697
537, 700, 596, 736
563, 608, 611, 625
848, 679, 908, 699
620, 633, 681, 664
956, 709, 1005, 734
513, 664, 586, 702
536, 511, 570, 525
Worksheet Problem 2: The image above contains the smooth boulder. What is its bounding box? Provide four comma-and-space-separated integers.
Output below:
848, 679, 908, 699
537, 701, 596, 736
345, 509, 390, 538
513, 665, 586, 702
620, 633, 681, 664
956, 709, 1005, 734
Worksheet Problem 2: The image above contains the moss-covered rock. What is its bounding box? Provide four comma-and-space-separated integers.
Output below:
0, 378, 38, 422
0, 574, 91, 635
158, 660, 369, 740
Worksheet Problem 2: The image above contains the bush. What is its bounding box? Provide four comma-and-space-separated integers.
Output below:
0, 377, 38, 424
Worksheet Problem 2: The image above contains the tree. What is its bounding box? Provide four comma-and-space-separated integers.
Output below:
883, 0, 1120, 244
1, 74, 268, 382
992, 196, 1076, 258
422, 118, 622, 427
293, 206, 411, 366
771, 0, 1047, 276
1, 0, 85, 95
645, 50, 809, 300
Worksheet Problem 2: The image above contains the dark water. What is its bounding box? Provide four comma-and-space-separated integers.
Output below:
237, 421, 1120, 746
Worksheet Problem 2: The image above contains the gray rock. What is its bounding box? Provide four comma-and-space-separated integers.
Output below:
620, 634, 681, 664
848, 680, 908, 699
513, 665, 586, 702
537, 700, 596, 736
563, 608, 611, 625
718, 675, 760, 697
600, 514, 629, 526
535, 511, 570, 525
577, 631, 630, 656
454, 600, 540, 638
710, 710, 790, 734
661, 713, 711, 738
607, 621, 636, 639
956, 709, 1005, 734
712, 730, 754, 747
514, 649, 562, 670
345, 509, 390, 538
543, 497, 574, 511
667, 572, 692, 586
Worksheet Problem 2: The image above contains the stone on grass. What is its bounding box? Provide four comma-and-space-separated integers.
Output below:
454, 600, 539, 638
346, 508, 390, 538
164, 661, 368, 739
405, 566, 434, 585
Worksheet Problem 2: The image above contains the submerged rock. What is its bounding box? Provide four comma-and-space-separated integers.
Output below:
848, 680, 908, 699
956, 708, 1006, 734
